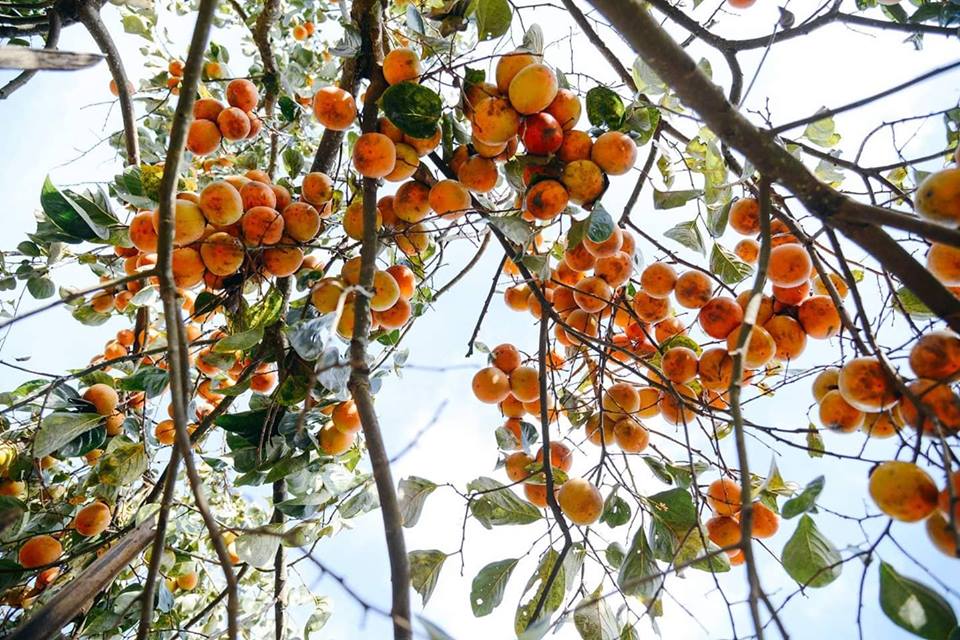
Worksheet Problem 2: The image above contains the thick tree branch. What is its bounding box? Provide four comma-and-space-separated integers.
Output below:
584, 0, 960, 332
347, 5, 412, 640
152, 3, 238, 640
77, 0, 139, 166
5, 519, 157, 640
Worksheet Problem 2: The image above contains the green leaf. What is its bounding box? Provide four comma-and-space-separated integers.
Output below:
605, 542, 625, 569
664, 220, 705, 255
632, 57, 666, 95
72, 305, 111, 326
617, 527, 662, 599
117, 366, 169, 398
59, 424, 106, 458
236, 525, 283, 568
585, 204, 616, 243
653, 188, 701, 210
381, 82, 443, 139
586, 87, 625, 130
41, 177, 106, 242
282, 147, 304, 180
470, 0, 512, 40
26, 277, 55, 299
487, 215, 533, 246
467, 477, 543, 528
399, 476, 437, 528
782, 476, 824, 519
34, 412, 102, 458
879, 562, 957, 640
515, 548, 566, 634
781, 514, 842, 588
706, 201, 731, 238
214, 327, 264, 353
574, 590, 620, 640
409, 550, 447, 605
895, 286, 934, 318
710, 243, 753, 285
471, 557, 519, 617
621, 104, 661, 145
243, 288, 284, 329
802, 109, 841, 148
600, 491, 631, 528
95, 437, 148, 487
646, 488, 698, 532
806, 425, 825, 458
121, 14, 152, 39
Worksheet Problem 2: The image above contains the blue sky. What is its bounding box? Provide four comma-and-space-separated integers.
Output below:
1, 1, 959, 638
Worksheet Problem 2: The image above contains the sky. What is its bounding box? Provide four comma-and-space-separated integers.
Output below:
1, 0, 959, 639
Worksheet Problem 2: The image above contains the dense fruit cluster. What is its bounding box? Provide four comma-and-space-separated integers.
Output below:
186, 79, 264, 156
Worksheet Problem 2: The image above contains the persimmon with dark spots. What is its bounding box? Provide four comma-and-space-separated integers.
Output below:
522, 112, 564, 155
536, 441, 573, 473
764, 315, 807, 360
837, 357, 898, 413
797, 295, 841, 339
524, 179, 568, 220
558, 130, 593, 163
353, 132, 397, 179
561, 159, 605, 205
698, 296, 743, 339
282, 202, 321, 242
910, 330, 960, 381
728, 197, 760, 235
674, 270, 712, 309
301, 172, 333, 206
241, 207, 284, 246
382, 47, 421, 85
240, 180, 277, 210
898, 379, 960, 433
767, 243, 813, 288
471, 97, 521, 145
662, 346, 699, 384
394, 180, 432, 223
698, 347, 734, 391
312, 86, 357, 130
632, 290, 671, 323
217, 107, 251, 141
199, 181, 244, 226
818, 389, 864, 433
457, 155, 499, 193
186, 120, 222, 155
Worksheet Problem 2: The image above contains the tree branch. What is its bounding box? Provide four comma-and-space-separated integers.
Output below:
346, 5, 411, 639
152, 3, 238, 640
77, 0, 139, 166
0, 9, 60, 99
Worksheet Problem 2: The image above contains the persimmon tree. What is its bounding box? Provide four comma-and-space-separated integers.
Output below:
0, 0, 959, 638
